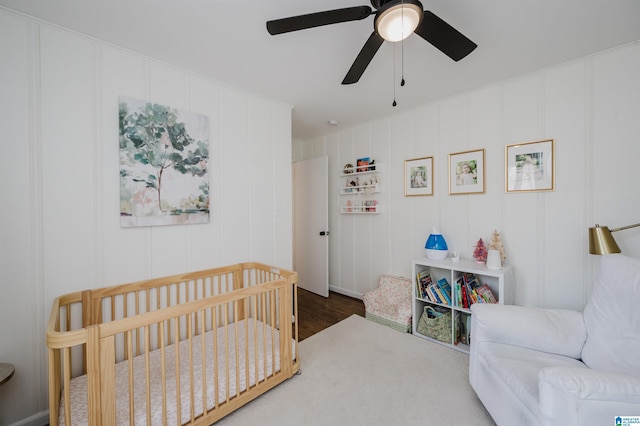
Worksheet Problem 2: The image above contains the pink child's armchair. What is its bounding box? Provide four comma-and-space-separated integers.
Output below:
362, 275, 413, 332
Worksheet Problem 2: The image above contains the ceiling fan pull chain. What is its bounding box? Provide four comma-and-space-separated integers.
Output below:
401, 32, 406, 86
393, 42, 397, 107
398, 0, 406, 88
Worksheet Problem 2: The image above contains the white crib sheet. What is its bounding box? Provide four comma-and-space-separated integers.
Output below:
59, 318, 295, 425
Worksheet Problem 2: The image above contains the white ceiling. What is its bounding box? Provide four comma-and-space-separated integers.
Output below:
2, 0, 640, 140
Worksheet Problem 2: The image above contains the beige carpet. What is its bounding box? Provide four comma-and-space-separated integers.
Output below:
217, 314, 495, 426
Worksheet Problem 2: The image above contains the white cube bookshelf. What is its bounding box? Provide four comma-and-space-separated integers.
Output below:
412, 257, 514, 353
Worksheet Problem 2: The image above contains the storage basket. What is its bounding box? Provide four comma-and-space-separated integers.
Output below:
417, 305, 452, 344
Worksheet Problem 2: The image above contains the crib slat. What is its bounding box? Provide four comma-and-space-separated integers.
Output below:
63, 347, 72, 426
126, 331, 134, 426
269, 291, 276, 374
223, 304, 230, 404
135, 291, 141, 357
251, 296, 259, 388
188, 313, 195, 423
233, 301, 240, 398
260, 293, 268, 383
244, 299, 250, 392
166, 286, 173, 344
48, 347, 61, 426
199, 309, 208, 417
144, 326, 151, 425
156, 288, 162, 346
278, 285, 289, 375
100, 336, 116, 425
159, 321, 168, 426
212, 307, 220, 410
174, 317, 182, 425
86, 326, 101, 425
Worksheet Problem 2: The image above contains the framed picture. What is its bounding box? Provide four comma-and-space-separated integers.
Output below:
505, 139, 555, 192
119, 96, 210, 227
448, 149, 485, 195
405, 156, 434, 196
356, 157, 370, 172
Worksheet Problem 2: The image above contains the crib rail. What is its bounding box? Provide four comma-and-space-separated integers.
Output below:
47, 262, 298, 426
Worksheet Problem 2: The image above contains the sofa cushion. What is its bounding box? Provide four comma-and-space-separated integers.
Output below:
471, 304, 586, 359
582, 254, 640, 375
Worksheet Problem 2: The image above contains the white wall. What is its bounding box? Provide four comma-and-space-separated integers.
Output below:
0, 9, 292, 425
297, 41, 640, 309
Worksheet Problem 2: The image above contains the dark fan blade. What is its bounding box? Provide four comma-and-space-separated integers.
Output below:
342, 32, 384, 84
414, 11, 477, 61
267, 6, 372, 35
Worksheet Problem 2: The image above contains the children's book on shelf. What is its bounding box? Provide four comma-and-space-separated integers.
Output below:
432, 284, 445, 303
455, 277, 464, 307
416, 269, 432, 299
454, 311, 463, 344
436, 277, 452, 305
427, 283, 443, 304
461, 282, 469, 308
459, 313, 471, 345
476, 284, 498, 303
416, 269, 452, 305
452, 312, 470, 345
455, 273, 498, 307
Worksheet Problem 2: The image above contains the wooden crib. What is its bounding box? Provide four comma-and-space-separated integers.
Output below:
46, 262, 299, 425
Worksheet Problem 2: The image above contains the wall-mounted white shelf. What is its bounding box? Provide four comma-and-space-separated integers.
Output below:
339, 183, 380, 195
339, 161, 382, 214
339, 202, 381, 214
341, 167, 379, 176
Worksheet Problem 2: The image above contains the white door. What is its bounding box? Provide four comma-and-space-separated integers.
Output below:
293, 157, 329, 297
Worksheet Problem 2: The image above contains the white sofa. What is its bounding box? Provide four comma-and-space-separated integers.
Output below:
469, 254, 640, 426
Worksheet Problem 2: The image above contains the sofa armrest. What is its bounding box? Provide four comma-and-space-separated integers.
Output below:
471, 304, 587, 359
540, 367, 640, 425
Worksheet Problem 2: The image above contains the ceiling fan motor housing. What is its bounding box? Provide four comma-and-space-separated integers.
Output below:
372, 0, 423, 11
374, 0, 424, 42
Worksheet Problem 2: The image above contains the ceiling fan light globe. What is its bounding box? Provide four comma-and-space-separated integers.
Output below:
375, 4, 422, 42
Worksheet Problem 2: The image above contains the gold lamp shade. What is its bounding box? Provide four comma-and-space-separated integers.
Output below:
589, 225, 621, 255
589, 222, 640, 255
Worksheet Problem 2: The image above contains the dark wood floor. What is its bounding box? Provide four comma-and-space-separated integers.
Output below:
296, 288, 365, 341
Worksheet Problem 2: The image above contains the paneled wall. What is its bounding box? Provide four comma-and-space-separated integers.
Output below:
0, 9, 292, 425
296, 41, 640, 309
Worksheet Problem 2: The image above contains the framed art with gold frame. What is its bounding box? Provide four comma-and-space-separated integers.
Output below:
405, 156, 434, 196
448, 149, 485, 195
505, 139, 555, 192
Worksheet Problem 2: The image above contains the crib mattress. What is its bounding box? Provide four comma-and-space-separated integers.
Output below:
59, 318, 295, 425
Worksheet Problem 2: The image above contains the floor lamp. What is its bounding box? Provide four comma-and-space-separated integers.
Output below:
589, 223, 640, 255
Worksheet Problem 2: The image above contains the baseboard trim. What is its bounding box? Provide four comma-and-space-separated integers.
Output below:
9, 410, 48, 426
329, 286, 362, 300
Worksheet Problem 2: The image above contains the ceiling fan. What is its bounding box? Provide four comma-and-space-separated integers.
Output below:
266, 0, 477, 85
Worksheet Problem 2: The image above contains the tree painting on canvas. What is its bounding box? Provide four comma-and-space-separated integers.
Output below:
119, 96, 210, 227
